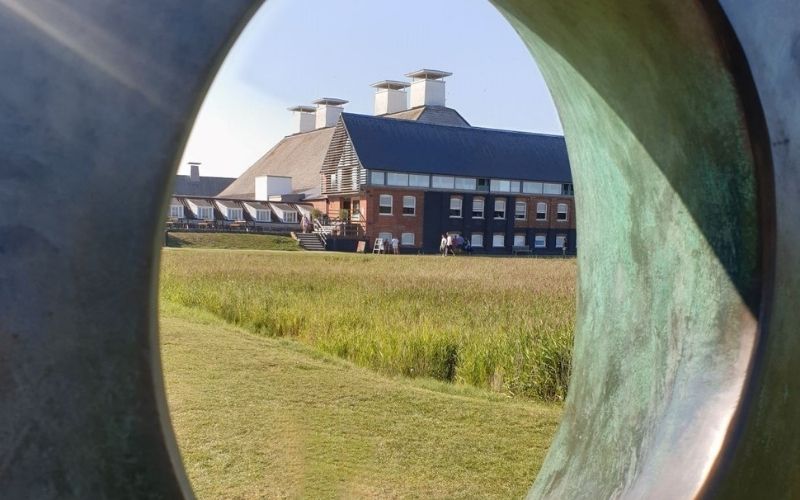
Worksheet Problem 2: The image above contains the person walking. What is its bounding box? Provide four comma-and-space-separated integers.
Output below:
440, 234, 447, 256
446, 233, 454, 256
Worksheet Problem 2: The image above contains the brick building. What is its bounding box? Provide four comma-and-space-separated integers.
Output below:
219, 69, 575, 254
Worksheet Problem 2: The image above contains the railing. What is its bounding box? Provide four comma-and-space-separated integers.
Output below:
313, 219, 330, 246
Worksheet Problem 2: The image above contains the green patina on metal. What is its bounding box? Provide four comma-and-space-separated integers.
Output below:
492, 1, 761, 498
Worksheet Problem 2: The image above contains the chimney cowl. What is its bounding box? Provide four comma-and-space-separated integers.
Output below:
371, 80, 409, 115
405, 69, 451, 108
312, 97, 349, 129
288, 105, 317, 134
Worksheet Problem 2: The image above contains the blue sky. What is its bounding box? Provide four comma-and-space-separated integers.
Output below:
179, 0, 561, 177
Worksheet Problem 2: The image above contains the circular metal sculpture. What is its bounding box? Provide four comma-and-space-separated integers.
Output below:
0, 1, 797, 498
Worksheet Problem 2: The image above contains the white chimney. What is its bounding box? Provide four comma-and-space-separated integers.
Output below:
406, 69, 452, 108
371, 80, 409, 115
255, 175, 292, 201
188, 162, 200, 182
313, 98, 349, 129
288, 105, 316, 133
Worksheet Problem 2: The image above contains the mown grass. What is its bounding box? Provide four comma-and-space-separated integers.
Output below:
160, 249, 576, 401
161, 302, 562, 499
165, 231, 300, 251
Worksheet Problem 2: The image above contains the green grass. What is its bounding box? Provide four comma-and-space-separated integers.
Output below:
160, 249, 576, 401
165, 231, 301, 251
161, 302, 562, 499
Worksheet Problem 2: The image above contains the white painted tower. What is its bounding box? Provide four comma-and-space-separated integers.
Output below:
371, 80, 409, 115
406, 69, 452, 108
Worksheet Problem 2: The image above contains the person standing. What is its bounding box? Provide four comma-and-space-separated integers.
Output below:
391, 237, 399, 255
440, 234, 447, 256
446, 233, 454, 256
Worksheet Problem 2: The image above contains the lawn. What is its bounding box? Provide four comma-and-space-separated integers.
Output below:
160, 249, 576, 401
165, 231, 301, 251
161, 302, 562, 499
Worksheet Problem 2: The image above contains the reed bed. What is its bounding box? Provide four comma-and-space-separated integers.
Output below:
160, 250, 576, 401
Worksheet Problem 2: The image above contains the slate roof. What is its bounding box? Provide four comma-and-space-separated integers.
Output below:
218, 127, 335, 199
341, 113, 572, 182
383, 105, 470, 128
173, 175, 235, 197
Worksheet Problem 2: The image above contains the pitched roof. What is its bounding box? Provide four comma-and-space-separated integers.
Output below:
341, 113, 571, 182
173, 175, 235, 197
384, 106, 470, 127
218, 127, 335, 199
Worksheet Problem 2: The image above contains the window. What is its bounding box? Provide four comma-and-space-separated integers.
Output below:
472, 198, 484, 219
510, 181, 521, 193
494, 199, 506, 219
492, 233, 505, 248
284, 211, 298, 223
379, 194, 392, 215
543, 183, 562, 195
562, 184, 575, 196
556, 234, 567, 249
387, 172, 409, 186
198, 207, 214, 220
255, 209, 271, 222
455, 177, 477, 190
535, 234, 547, 248
515, 201, 527, 220
514, 234, 526, 247
432, 175, 455, 189
409, 174, 429, 187
371, 171, 385, 185
449, 197, 462, 218
227, 208, 243, 220
378, 232, 392, 242
523, 181, 543, 194
352, 199, 361, 217
169, 205, 184, 218
401, 233, 415, 246
477, 178, 490, 191
557, 203, 569, 221
471, 233, 484, 247
491, 179, 511, 192
403, 196, 416, 216
536, 202, 548, 221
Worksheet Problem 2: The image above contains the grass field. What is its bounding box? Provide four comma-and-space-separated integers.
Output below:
160, 249, 576, 401
161, 302, 562, 499
165, 231, 300, 251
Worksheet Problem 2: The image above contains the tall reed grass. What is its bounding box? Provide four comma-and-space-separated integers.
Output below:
160, 250, 576, 401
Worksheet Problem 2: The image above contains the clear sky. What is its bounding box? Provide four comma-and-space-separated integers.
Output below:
178, 0, 562, 177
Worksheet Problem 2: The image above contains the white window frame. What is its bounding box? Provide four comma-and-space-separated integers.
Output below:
513, 234, 526, 247
492, 233, 505, 248
494, 199, 506, 219
535, 234, 547, 248
557, 203, 569, 222
198, 207, 214, 220
402, 195, 416, 216
401, 233, 415, 246
387, 172, 409, 186
536, 202, 548, 221
378, 232, 392, 242
169, 205, 184, 218
472, 197, 484, 219
284, 211, 298, 223
227, 207, 243, 221
449, 197, 463, 218
371, 171, 385, 185
255, 209, 271, 222
556, 234, 567, 249
510, 180, 521, 193
379, 194, 393, 215
470, 233, 484, 248
515, 201, 527, 220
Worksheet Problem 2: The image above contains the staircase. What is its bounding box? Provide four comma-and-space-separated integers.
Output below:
296, 232, 326, 251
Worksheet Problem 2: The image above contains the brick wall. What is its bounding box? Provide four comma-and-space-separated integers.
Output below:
363, 188, 425, 248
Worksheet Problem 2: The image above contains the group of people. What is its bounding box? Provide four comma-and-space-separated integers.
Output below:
376, 237, 400, 255
440, 233, 472, 256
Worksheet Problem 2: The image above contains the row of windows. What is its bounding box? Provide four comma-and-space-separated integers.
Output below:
171, 205, 284, 223
370, 170, 573, 196
470, 233, 568, 249
377, 232, 416, 246
378, 194, 415, 215
450, 197, 568, 221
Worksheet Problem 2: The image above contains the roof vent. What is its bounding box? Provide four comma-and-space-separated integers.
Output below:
406, 69, 451, 108
288, 105, 316, 134
371, 80, 409, 115
313, 98, 349, 129
188, 162, 201, 183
